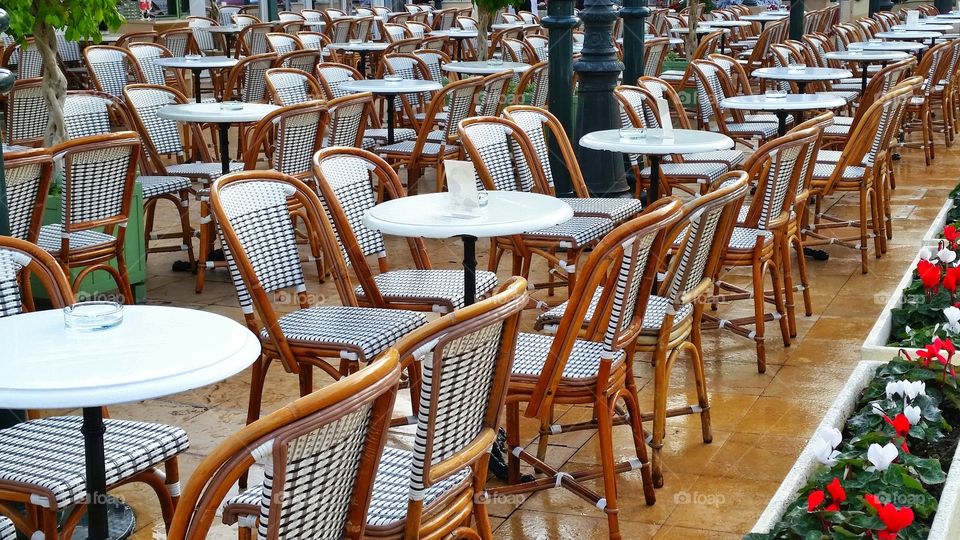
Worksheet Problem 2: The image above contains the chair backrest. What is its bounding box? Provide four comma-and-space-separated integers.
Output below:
3, 148, 52, 242
525, 35, 549, 61
432, 8, 458, 30
0, 237, 74, 317
325, 92, 373, 149
382, 23, 411, 42
55, 30, 82, 64
526, 197, 683, 417
329, 19, 353, 43
637, 76, 694, 129
83, 45, 144, 98
643, 37, 671, 78
477, 70, 513, 117
278, 11, 304, 22
301, 9, 323, 22
383, 37, 421, 55
63, 91, 129, 140
5, 78, 47, 147
52, 132, 138, 237
414, 49, 450, 82
502, 105, 591, 198
406, 21, 432, 38
235, 13, 261, 27
237, 23, 273, 57
297, 31, 328, 51
127, 42, 174, 87
316, 62, 363, 99
265, 67, 324, 105
500, 12, 521, 24
458, 116, 549, 193
244, 101, 328, 180
5, 39, 42, 79
218, 5, 241, 26
501, 38, 527, 63
187, 16, 220, 52
266, 32, 302, 54
352, 16, 375, 41
690, 59, 735, 127
420, 75, 483, 143
388, 12, 412, 24
159, 28, 193, 57
115, 31, 158, 47
123, 84, 199, 172
382, 53, 434, 118
278, 49, 322, 74
223, 53, 275, 103
514, 60, 548, 107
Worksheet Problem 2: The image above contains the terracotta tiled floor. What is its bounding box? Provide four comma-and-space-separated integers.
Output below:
84, 130, 956, 539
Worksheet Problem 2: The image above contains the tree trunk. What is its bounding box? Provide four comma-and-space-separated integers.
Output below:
685, 0, 699, 58
477, 7, 492, 61
33, 20, 67, 146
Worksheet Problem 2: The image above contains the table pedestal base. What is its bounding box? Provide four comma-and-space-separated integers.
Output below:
462, 235, 477, 306
82, 407, 113, 540
68, 496, 136, 540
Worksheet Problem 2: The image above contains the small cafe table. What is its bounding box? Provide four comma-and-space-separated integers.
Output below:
721, 93, 847, 136
154, 55, 238, 103
823, 49, 910, 93
752, 66, 853, 94
339, 78, 442, 144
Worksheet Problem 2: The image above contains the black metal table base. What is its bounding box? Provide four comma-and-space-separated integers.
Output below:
462, 235, 477, 306
69, 496, 136, 540
81, 407, 113, 540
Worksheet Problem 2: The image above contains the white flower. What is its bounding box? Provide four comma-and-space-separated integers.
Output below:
920, 246, 936, 260
811, 427, 842, 466
905, 381, 926, 400
905, 325, 914, 335
904, 404, 922, 425
885, 381, 903, 400
867, 442, 899, 471
939, 248, 957, 264
945, 306, 960, 334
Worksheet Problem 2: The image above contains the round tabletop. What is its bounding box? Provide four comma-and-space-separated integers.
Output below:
580, 128, 735, 155
491, 22, 538, 30
328, 41, 390, 51
429, 29, 479, 38
741, 13, 788, 21
157, 102, 280, 124
0, 306, 260, 408
752, 66, 853, 81
875, 30, 942, 39
207, 25, 244, 34
721, 93, 847, 111
305, 20, 327, 27
824, 49, 910, 62
931, 14, 960, 21
617, 37, 685, 46
849, 40, 926, 51
154, 55, 239, 70
363, 191, 574, 239
670, 26, 729, 34
892, 24, 953, 31
701, 20, 752, 28
340, 78, 443, 94
443, 61, 531, 74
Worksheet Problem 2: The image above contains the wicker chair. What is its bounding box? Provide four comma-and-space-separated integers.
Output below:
207, 169, 426, 429
459, 116, 614, 295
312, 147, 499, 312
264, 67, 323, 105
172, 349, 400, 540
491, 198, 685, 538
159, 27, 193, 57
265, 32, 302, 54
513, 60, 548, 107
221, 277, 528, 539
0, 237, 189, 540
83, 45, 144, 99
62, 91, 195, 268
658, 31, 722, 92
127, 42, 185, 93
242, 101, 328, 181
477, 69, 513, 117
5, 78, 47, 148
325, 92, 376, 150
235, 23, 273, 58
186, 16, 225, 55
706, 127, 822, 373
690, 59, 777, 147
4, 38, 43, 80
3, 148, 52, 245
502, 105, 643, 224
124, 84, 245, 293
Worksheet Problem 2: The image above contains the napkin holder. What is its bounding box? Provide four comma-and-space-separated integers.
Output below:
445, 160, 483, 218
907, 10, 920, 25
656, 96, 674, 141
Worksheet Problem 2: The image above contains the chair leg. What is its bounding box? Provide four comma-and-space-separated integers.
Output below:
177, 191, 197, 267
506, 401, 521, 485
621, 383, 656, 505
144, 198, 158, 259
164, 458, 181, 518
113, 247, 136, 305
40, 510, 58, 540
196, 199, 212, 294
792, 233, 813, 317
595, 394, 622, 540
778, 234, 797, 339
859, 188, 869, 274
651, 345, 669, 488
536, 412, 551, 462
751, 260, 767, 374
766, 259, 790, 348
299, 365, 313, 397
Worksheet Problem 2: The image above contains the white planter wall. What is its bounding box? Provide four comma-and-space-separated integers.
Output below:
860, 252, 921, 362
923, 200, 954, 246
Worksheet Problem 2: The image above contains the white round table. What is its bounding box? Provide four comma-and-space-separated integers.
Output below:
443, 60, 530, 75
364, 191, 573, 305
157, 102, 279, 174
892, 24, 953, 32
875, 30, 942, 47
701, 20, 750, 51
848, 40, 926, 53
721, 94, 846, 135
328, 41, 389, 73
616, 36, 684, 46
580, 128, 734, 201
207, 25, 244, 55
429, 29, 478, 60
741, 13, 788, 29
824, 49, 910, 93
154, 56, 238, 103
491, 22, 537, 31
340, 79, 441, 144
304, 20, 327, 29
0, 306, 259, 540
751, 66, 853, 94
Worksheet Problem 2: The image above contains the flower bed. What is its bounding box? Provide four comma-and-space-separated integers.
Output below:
862, 251, 921, 362
748, 344, 960, 539
922, 185, 960, 246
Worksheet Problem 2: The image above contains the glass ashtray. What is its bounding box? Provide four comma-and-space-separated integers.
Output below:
619, 128, 647, 142
184, 54, 202, 62
765, 89, 787, 98
64, 302, 123, 331
787, 63, 806, 72
349, 38, 363, 44
384, 74, 403, 82
220, 101, 244, 111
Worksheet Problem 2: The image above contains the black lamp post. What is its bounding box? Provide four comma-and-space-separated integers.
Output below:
936, 0, 953, 15
621, 0, 650, 84
542, 0, 578, 197
574, 0, 629, 197
0, 8, 15, 240
789, 0, 804, 40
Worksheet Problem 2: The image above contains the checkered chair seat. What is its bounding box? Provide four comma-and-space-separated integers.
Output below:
365, 446, 471, 529
534, 289, 693, 334
727, 226, 774, 250
426, 130, 450, 142
139, 175, 192, 199
821, 90, 858, 103
659, 70, 685, 81
642, 161, 727, 181
2, 144, 28, 153
361, 137, 377, 150
559, 197, 643, 224
672, 150, 746, 168
258, 306, 427, 362
534, 287, 603, 331
374, 140, 456, 156
358, 269, 499, 311
816, 149, 844, 163
512, 332, 625, 379
727, 122, 778, 138
823, 123, 850, 136
745, 113, 794, 125
37, 224, 115, 255
830, 82, 863, 92
811, 162, 866, 180
0, 516, 12, 540
523, 216, 613, 248
832, 116, 854, 126
363, 127, 417, 142
166, 162, 245, 181
0, 415, 189, 509
413, 111, 449, 123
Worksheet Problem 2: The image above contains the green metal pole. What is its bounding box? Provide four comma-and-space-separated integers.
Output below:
789, 0, 804, 40
268, 0, 279, 21
620, 0, 648, 84
542, 0, 577, 197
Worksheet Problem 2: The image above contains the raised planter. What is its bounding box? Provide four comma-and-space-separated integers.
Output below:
860, 250, 922, 362
923, 199, 955, 246
30, 182, 147, 304
659, 59, 697, 108
750, 360, 960, 538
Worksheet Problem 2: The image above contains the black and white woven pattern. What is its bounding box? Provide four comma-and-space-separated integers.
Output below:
330, 20, 353, 44
327, 99, 367, 148
694, 62, 725, 123
384, 56, 429, 112
242, 26, 270, 56
139, 175, 192, 198
128, 44, 168, 86
273, 109, 324, 177
239, 56, 273, 103
360, 269, 498, 310
63, 95, 112, 139
86, 48, 134, 98
811, 162, 866, 181
641, 162, 726, 183
665, 197, 725, 302
163, 32, 190, 57
527, 36, 549, 61
815, 149, 843, 163
297, 33, 323, 50
375, 140, 447, 157
6, 82, 47, 145
505, 108, 558, 187
267, 34, 298, 54
681, 150, 746, 167
60, 145, 133, 225
559, 198, 643, 224
363, 127, 416, 143
4, 160, 45, 240
267, 70, 312, 105
167, 162, 245, 180
528, 65, 548, 107
522, 216, 613, 248
477, 74, 510, 116
442, 82, 479, 140
365, 447, 471, 528
461, 122, 533, 191
283, 51, 319, 74
642, 295, 694, 331
534, 287, 603, 330
726, 122, 778, 138
37, 225, 115, 255
218, 6, 241, 25
755, 143, 804, 229
513, 332, 626, 379
55, 30, 82, 63
0, 415, 188, 509
188, 18, 217, 52
0, 515, 13, 540
317, 65, 358, 99
314, 155, 386, 260
259, 306, 425, 361
600, 230, 656, 348
16, 43, 43, 79
727, 226, 774, 250
415, 51, 446, 83
126, 87, 188, 155
0, 249, 27, 317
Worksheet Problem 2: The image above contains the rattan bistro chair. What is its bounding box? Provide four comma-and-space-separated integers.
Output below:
83, 45, 144, 99
220, 278, 527, 540
0, 237, 188, 540
264, 67, 324, 105
312, 147, 499, 313
208, 170, 426, 429
170, 351, 401, 540
3, 148, 52, 243
491, 198, 684, 539
35, 132, 138, 302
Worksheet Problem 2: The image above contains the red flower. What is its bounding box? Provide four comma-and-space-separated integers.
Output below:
917, 343, 946, 367
945, 267, 960, 293
865, 493, 882, 512
945, 225, 960, 245
808, 477, 845, 513
918, 259, 942, 290
807, 489, 825, 512
864, 494, 915, 540
937, 337, 957, 358
884, 413, 911, 438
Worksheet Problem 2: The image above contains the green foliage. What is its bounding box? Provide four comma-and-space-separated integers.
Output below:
888, 272, 955, 347
474, 0, 515, 15
0, 0, 122, 41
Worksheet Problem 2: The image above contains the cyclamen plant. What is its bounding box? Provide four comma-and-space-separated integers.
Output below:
889, 236, 960, 347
